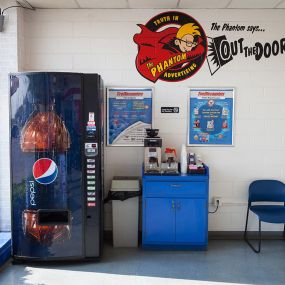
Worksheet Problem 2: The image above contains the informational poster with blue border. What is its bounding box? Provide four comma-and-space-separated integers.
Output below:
188, 88, 234, 146
107, 87, 153, 146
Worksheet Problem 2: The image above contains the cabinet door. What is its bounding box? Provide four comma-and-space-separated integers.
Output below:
175, 199, 207, 243
144, 198, 175, 243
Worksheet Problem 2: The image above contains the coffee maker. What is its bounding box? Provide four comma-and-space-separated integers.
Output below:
144, 129, 162, 175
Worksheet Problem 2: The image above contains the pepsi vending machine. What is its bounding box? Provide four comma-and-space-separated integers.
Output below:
10, 72, 104, 261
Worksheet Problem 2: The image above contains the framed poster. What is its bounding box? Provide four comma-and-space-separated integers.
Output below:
188, 88, 234, 146
107, 87, 153, 146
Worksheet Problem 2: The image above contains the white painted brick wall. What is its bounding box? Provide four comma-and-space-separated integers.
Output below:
2, 8, 285, 232
17, 6, 25, 71
0, 0, 20, 231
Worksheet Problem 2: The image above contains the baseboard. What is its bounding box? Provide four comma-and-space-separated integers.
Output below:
104, 230, 285, 241
209, 231, 284, 240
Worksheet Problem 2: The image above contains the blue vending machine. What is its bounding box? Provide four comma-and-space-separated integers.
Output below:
10, 72, 104, 261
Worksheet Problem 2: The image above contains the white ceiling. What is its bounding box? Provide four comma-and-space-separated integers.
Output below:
18, 0, 285, 9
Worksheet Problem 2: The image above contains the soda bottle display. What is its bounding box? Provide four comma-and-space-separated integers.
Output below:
21, 103, 71, 245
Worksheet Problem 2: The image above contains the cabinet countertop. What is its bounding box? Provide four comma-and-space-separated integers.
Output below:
142, 165, 209, 182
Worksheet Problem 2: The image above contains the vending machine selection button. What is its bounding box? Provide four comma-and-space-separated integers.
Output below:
87, 192, 96, 197
87, 181, 95, 185
87, 164, 95, 169
87, 175, 96, 179
87, 170, 95, 174
87, 159, 95, 163
87, 186, 95, 190
87, 202, 96, 207
87, 197, 96, 202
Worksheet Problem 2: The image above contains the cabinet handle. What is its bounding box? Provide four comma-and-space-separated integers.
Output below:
171, 184, 181, 188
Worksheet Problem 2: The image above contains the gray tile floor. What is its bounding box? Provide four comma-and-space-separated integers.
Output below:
0, 240, 284, 285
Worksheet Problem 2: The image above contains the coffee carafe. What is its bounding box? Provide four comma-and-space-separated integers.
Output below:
161, 148, 179, 175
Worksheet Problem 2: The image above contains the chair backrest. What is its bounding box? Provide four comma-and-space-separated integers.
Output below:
249, 180, 285, 203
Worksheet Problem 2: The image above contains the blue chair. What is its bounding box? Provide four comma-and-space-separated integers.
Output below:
244, 180, 285, 253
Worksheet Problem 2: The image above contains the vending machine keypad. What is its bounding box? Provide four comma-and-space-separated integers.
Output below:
85, 142, 98, 207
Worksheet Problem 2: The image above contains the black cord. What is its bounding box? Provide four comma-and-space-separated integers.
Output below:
209, 200, 219, 214
1, 1, 35, 15
2, 6, 22, 15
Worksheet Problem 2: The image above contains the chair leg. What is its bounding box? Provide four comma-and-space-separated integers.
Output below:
244, 205, 250, 239
257, 220, 262, 253
244, 206, 262, 253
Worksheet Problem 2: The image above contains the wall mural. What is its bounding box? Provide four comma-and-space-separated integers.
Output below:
208, 23, 284, 75
133, 11, 208, 82
133, 11, 285, 82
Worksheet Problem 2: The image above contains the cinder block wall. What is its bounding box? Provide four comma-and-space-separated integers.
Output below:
0, 0, 22, 231
1, 8, 285, 232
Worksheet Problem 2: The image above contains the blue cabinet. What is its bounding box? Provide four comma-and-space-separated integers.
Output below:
142, 166, 209, 250
144, 198, 175, 243
175, 199, 207, 243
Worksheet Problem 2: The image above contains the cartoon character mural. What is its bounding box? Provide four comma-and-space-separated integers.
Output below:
133, 11, 208, 83
175, 23, 202, 52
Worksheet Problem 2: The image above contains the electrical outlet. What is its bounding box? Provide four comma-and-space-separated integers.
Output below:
213, 197, 222, 207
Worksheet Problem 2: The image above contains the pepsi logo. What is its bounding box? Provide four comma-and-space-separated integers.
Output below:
33, 158, 58, 185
